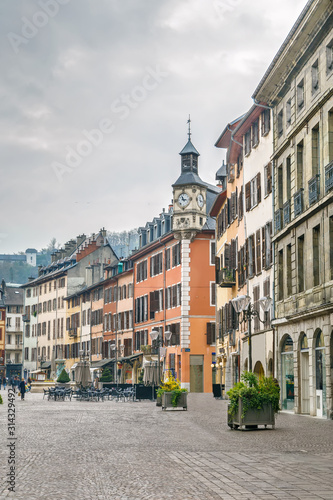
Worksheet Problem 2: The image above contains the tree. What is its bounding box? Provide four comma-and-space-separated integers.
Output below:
57, 368, 70, 383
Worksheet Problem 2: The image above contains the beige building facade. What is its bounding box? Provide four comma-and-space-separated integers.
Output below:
253, 0, 333, 418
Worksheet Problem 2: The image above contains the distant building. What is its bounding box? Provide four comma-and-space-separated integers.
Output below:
4, 283, 24, 379
0, 248, 37, 267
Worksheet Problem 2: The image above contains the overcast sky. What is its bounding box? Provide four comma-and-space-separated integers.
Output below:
0, 0, 307, 253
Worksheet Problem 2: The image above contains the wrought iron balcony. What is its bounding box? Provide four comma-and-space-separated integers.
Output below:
217, 268, 236, 288
275, 208, 283, 232
68, 327, 78, 337
294, 189, 304, 217
140, 345, 158, 355
308, 175, 320, 205
22, 314, 30, 322
283, 201, 291, 226
325, 161, 333, 193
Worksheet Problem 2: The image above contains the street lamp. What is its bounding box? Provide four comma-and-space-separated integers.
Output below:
231, 295, 272, 372
149, 329, 172, 383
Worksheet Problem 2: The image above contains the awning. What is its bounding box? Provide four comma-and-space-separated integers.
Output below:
91, 359, 114, 368
30, 369, 46, 374
119, 353, 143, 364
41, 361, 51, 369
71, 363, 78, 371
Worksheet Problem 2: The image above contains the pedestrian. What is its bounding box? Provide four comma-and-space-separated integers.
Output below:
27, 376, 32, 392
19, 378, 26, 400
10, 376, 15, 392
3, 376, 6, 390
0, 377, 1, 390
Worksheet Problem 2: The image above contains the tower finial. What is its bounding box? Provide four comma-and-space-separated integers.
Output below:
187, 114, 191, 141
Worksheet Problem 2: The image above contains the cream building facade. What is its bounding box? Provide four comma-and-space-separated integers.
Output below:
253, 0, 333, 418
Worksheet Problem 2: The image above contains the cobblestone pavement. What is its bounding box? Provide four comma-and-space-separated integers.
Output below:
0, 389, 332, 500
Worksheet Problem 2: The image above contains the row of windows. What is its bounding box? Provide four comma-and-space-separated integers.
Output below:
277, 40, 333, 138
136, 243, 181, 282
103, 311, 133, 332
244, 110, 271, 157
104, 284, 133, 303
278, 218, 333, 300
26, 278, 66, 299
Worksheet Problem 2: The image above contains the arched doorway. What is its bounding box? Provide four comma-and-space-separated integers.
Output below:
254, 361, 264, 379
315, 330, 326, 417
281, 335, 294, 410
300, 333, 309, 414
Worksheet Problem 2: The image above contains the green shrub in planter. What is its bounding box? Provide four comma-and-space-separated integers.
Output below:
100, 368, 113, 382
0, 394, 3, 405
57, 368, 70, 383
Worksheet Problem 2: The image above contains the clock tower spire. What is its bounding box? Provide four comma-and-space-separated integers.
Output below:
172, 118, 207, 240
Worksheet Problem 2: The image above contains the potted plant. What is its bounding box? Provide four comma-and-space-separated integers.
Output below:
157, 373, 188, 410
100, 368, 113, 385
56, 368, 71, 387
227, 371, 280, 430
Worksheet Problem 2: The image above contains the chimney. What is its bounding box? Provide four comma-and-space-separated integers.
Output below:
85, 266, 93, 287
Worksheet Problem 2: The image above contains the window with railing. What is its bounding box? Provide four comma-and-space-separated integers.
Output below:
308, 175, 320, 205
275, 209, 283, 232
294, 189, 304, 217
283, 200, 291, 226
325, 161, 333, 193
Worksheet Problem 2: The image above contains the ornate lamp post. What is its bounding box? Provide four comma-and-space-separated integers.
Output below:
231, 295, 272, 372
149, 329, 172, 384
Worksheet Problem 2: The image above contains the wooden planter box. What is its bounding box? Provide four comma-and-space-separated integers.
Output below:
228, 400, 275, 430
162, 391, 187, 410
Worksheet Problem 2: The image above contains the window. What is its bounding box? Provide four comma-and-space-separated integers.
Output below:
297, 141, 304, 190
297, 79, 304, 111
256, 229, 261, 275
244, 130, 251, 155
330, 217, 333, 280
277, 165, 283, 209
253, 285, 260, 331
286, 157, 291, 201
311, 60, 319, 94
286, 99, 291, 127
248, 235, 256, 277
298, 235, 305, 293
264, 162, 272, 196
261, 109, 270, 136
25, 347, 29, 361
278, 249, 284, 301
312, 125, 320, 176
210, 241, 215, 265
206, 322, 216, 345
252, 119, 259, 147
313, 225, 320, 287
26, 289, 31, 298
136, 259, 147, 282
326, 39, 333, 74
277, 109, 283, 137
150, 252, 163, 277
210, 282, 216, 306
172, 242, 181, 267
286, 244, 292, 297
250, 176, 257, 208
165, 248, 170, 270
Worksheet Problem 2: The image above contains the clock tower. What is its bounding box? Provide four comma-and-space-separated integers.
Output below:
172, 118, 207, 240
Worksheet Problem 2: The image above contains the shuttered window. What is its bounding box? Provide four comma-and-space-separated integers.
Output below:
253, 285, 260, 331
257, 172, 261, 204
206, 322, 216, 345
263, 278, 271, 328
264, 162, 272, 196
256, 230, 261, 275
245, 182, 251, 211
230, 239, 237, 270
224, 244, 230, 269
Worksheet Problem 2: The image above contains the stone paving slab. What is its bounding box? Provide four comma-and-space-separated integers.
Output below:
0, 390, 332, 499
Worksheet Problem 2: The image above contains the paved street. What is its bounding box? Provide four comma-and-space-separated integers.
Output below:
0, 390, 332, 500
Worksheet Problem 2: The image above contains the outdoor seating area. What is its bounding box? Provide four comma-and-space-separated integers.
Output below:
43, 386, 136, 402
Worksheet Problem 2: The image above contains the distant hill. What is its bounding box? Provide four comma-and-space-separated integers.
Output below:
107, 229, 139, 259
0, 251, 52, 285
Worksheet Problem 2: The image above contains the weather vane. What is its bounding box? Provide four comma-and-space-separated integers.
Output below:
187, 114, 191, 141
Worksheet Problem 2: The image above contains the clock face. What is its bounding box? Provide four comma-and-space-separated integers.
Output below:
197, 194, 204, 208
178, 192, 190, 207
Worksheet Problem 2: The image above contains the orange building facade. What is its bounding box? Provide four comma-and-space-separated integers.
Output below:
132, 130, 220, 392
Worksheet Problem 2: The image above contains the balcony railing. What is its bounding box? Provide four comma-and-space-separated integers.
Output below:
275, 208, 283, 232
22, 314, 30, 322
308, 174, 320, 205
217, 268, 236, 288
283, 200, 291, 226
325, 161, 333, 193
68, 327, 78, 337
294, 189, 304, 217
